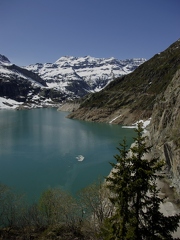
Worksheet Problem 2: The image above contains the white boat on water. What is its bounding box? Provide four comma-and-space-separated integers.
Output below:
76, 155, 85, 161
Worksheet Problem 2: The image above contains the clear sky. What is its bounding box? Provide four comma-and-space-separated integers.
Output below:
0, 0, 179, 66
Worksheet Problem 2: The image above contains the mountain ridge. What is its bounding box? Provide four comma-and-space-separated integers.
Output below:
0, 54, 146, 109
0, 54, 64, 108
25, 56, 146, 97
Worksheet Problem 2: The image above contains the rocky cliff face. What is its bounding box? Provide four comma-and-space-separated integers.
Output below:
149, 69, 180, 193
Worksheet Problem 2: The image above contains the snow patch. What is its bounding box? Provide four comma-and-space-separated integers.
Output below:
122, 118, 151, 130
109, 115, 121, 124
0, 97, 23, 109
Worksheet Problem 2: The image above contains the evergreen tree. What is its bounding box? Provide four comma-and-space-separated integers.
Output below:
101, 123, 180, 240
104, 139, 132, 240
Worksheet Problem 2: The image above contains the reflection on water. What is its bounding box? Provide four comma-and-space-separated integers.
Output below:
0, 108, 136, 201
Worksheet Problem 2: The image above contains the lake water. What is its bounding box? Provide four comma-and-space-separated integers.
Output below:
0, 108, 136, 201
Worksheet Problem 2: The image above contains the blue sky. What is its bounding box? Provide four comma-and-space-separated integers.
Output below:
0, 0, 179, 66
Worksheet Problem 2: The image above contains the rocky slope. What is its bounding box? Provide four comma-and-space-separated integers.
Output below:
149, 69, 180, 194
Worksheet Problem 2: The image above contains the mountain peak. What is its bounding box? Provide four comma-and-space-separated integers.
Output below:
55, 56, 77, 64
0, 54, 11, 65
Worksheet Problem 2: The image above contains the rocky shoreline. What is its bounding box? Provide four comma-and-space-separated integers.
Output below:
60, 102, 180, 201
57, 102, 80, 112
66, 105, 151, 126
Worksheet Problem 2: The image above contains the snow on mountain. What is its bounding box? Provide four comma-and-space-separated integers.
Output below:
0, 54, 46, 87
0, 54, 146, 109
0, 54, 61, 109
0, 96, 23, 109
25, 56, 146, 93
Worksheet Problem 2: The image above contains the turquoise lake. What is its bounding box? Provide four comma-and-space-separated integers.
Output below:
0, 108, 136, 201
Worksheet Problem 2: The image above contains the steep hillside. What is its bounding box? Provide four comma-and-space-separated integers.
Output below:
149, 69, 180, 193
67, 39, 180, 195
67, 40, 180, 125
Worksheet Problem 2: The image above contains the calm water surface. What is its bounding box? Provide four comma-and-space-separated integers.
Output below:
0, 108, 136, 201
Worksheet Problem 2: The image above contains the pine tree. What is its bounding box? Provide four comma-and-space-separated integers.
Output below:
104, 139, 132, 240
126, 124, 165, 239
101, 123, 180, 240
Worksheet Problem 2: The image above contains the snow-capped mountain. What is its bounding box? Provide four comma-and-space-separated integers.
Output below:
25, 56, 146, 94
0, 54, 46, 87
0, 54, 145, 109
0, 54, 64, 109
